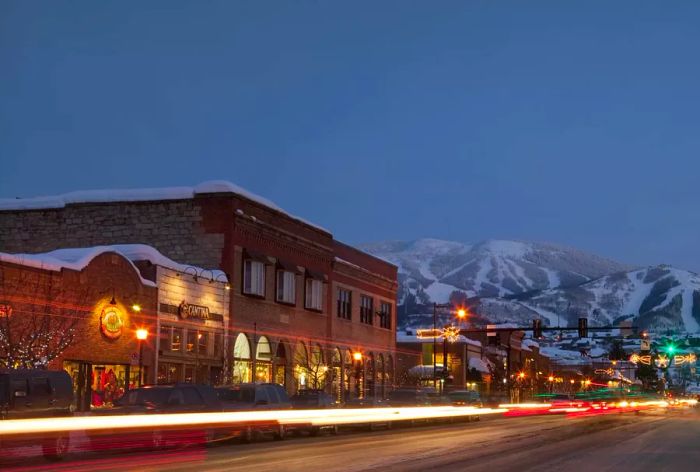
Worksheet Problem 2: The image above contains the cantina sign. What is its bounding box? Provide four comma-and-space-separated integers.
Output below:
178, 301, 210, 320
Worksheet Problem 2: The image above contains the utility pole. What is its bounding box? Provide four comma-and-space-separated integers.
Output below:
433, 303, 437, 390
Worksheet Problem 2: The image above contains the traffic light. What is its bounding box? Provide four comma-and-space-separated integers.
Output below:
662, 341, 677, 355
532, 319, 542, 338
578, 318, 588, 338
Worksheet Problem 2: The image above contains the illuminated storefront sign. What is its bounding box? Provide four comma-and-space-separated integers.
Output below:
178, 301, 210, 320
100, 306, 124, 339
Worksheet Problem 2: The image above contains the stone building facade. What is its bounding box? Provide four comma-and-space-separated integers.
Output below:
0, 182, 398, 400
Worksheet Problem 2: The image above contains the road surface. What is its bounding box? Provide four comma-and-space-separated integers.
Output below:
7, 408, 699, 471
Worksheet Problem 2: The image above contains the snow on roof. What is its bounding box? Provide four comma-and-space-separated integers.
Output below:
0, 244, 228, 287
522, 339, 540, 349
108, 244, 227, 281
0, 180, 329, 233
0, 246, 157, 288
468, 357, 490, 373
396, 331, 481, 347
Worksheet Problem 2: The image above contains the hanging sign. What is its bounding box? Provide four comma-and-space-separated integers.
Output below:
100, 306, 124, 340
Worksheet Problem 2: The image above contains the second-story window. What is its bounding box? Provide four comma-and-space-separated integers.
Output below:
360, 295, 374, 325
243, 259, 265, 296
380, 302, 392, 329
171, 328, 182, 352
337, 288, 352, 320
276, 270, 296, 304
305, 279, 323, 311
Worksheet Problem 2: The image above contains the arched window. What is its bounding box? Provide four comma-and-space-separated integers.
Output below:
232, 333, 251, 384
294, 342, 308, 390
308, 344, 327, 389
377, 354, 385, 398
274, 341, 288, 386
255, 336, 272, 383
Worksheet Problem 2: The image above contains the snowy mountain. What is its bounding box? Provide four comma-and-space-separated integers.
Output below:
360, 238, 632, 303
512, 265, 700, 334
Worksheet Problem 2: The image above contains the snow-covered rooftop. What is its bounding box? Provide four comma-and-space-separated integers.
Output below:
0, 180, 329, 233
0, 244, 228, 287
397, 331, 482, 347
0, 246, 157, 287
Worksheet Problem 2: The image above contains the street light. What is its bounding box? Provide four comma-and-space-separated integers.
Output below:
353, 352, 363, 398
136, 328, 148, 387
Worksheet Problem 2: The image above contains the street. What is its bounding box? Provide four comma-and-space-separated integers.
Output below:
7, 408, 698, 472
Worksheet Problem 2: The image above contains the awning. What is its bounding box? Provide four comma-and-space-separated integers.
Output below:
468, 357, 490, 374
305, 269, 327, 282
276, 259, 303, 274
243, 249, 273, 264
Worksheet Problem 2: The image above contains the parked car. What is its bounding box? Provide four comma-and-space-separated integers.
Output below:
89, 384, 224, 452
447, 390, 483, 407
0, 369, 73, 461
385, 388, 432, 407
343, 397, 391, 430
289, 389, 339, 435
215, 383, 290, 441
446, 390, 482, 421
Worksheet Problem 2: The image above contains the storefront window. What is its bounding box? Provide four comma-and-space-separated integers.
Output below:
172, 328, 182, 352
160, 325, 171, 351
157, 362, 181, 384
214, 333, 223, 357
198, 331, 209, 355
233, 333, 252, 384
184, 365, 194, 383
186, 330, 196, 352
255, 336, 272, 383
91, 364, 129, 408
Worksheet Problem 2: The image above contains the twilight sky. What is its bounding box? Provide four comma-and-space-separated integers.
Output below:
2, 1, 700, 270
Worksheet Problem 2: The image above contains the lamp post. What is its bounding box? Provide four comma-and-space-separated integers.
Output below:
195, 332, 202, 384
353, 352, 363, 399
433, 303, 454, 390
136, 328, 148, 387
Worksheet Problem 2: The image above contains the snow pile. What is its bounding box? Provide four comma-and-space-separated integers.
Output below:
0, 244, 228, 286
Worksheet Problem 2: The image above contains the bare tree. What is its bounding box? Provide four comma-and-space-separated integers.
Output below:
0, 265, 90, 369
294, 344, 328, 390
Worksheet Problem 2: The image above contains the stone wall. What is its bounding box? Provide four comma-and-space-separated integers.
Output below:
0, 200, 225, 269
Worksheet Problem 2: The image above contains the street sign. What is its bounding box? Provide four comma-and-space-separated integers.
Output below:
640, 339, 651, 351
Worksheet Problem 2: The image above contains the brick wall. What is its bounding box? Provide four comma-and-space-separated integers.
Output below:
0, 252, 158, 381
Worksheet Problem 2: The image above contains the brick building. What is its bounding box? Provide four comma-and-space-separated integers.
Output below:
0, 181, 398, 401
0, 248, 158, 411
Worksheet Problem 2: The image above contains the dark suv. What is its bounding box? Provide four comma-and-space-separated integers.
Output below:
0, 369, 73, 461
215, 383, 291, 441
89, 384, 224, 452
290, 389, 338, 435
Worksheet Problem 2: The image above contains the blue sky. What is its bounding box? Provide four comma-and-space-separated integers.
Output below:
2, 1, 700, 270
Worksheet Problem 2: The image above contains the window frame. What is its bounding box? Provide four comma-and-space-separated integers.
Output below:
275, 269, 297, 305
360, 295, 374, 325
337, 287, 352, 320
243, 259, 266, 297
380, 301, 392, 329
304, 278, 323, 312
